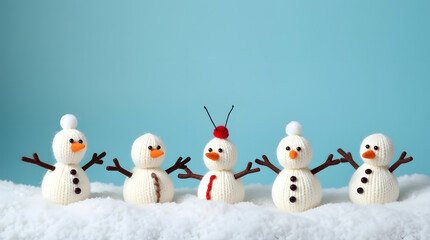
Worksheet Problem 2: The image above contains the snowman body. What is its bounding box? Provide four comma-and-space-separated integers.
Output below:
272, 168, 321, 212
349, 163, 399, 204
197, 170, 244, 204
123, 167, 174, 205
42, 163, 90, 205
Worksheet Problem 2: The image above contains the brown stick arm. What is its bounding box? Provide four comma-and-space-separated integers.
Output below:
337, 148, 359, 170
22, 153, 55, 171
82, 152, 106, 171
106, 158, 132, 178
234, 162, 260, 179
255, 155, 281, 174
178, 167, 203, 180
311, 154, 341, 175
389, 151, 413, 172
165, 157, 191, 174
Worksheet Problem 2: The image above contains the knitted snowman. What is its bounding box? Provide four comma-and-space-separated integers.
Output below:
106, 133, 190, 205
337, 133, 413, 204
178, 106, 260, 204
21, 114, 106, 205
255, 121, 340, 212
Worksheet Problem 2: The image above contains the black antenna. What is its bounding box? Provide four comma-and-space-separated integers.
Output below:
204, 106, 217, 129
224, 105, 234, 127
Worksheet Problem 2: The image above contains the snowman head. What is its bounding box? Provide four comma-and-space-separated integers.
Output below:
202, 105, 237, 170
360, 133, 394, 166
203, 138, 238, 171
131, 133, 165, 168
52, 114, 87, 164
276, 121, 313, 169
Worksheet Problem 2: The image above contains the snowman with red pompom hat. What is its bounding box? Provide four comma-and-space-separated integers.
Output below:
178, 105, 260, 204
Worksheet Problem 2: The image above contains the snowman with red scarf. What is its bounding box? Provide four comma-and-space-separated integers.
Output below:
178, 106, 260, 203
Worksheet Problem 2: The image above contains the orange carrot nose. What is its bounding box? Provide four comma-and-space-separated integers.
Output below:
362, 150, 376, 159
71, 142, 86, 152
289, 150, 298, 159
205, 152, 219, 161
150, 149, 164, 158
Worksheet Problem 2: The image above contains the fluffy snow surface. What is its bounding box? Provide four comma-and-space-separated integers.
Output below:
1, 174, 430, 240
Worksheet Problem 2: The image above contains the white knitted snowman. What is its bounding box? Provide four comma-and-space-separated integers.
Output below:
178, 106, 260, 204
255, 121, 340, 212
22, 114, 106, 205
106, 133, 190, 205
337, 133, 413, 204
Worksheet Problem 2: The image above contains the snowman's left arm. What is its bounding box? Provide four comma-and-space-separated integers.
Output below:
234, 162, 260, 179
82, 152, 106, 171
389, 152, 413, 173
311, 154, 341, 175
165, 157, 191, 174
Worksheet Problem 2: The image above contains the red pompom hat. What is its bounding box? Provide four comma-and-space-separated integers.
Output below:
204, 105, 234, 139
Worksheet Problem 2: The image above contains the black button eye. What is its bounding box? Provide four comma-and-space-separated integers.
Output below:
208, 148, 213, 152
218, 148, 223, 153
69, 139, 74, 143
286, 146, 291, 151
296, 147, 301, 151
374, 146, 379, 150
365, 144, 370, 149
148, 145, 153, 150
157, 145, 161, 150
78, 139, 83, 144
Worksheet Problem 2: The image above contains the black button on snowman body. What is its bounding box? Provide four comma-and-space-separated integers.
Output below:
70, 168, 81, 194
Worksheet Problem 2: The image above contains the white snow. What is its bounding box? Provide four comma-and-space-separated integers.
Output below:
1, 174, 429, 240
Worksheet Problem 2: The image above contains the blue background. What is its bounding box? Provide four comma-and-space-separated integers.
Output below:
1, 0, 429, 189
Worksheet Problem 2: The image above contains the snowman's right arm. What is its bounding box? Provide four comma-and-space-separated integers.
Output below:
22, 153, 55, 171
389, 152, 413, 172
255, 155, 281, 174
177, 167, 203, 180
106, 158, 132, 178
337, 148, 359, 170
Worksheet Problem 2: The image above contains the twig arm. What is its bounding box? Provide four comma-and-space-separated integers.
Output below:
82, 152, 106, 171
389, 152, 413, 172
255, 155, 281, 174
106, 158, 133, 178
234, 162, 260, 179
22, 153, 55, 171
178, 167, 203, 180
337, 148, 359, 170
311, 154, 341, 175
165, 157, 191, 174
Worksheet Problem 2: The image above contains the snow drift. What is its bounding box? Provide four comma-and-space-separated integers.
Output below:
1, 174, 429, 240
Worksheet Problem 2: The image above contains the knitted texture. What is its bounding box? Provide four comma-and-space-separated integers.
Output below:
272, 121, 322, 212
40, 114, 92, 205
123, 167, 174, 204
349, 133, 399, 204
122, 133, 175, 205
197, 138, 245, 204
272, 168, 322, 212
197, 170, 245, 204
42, 164, 90, 205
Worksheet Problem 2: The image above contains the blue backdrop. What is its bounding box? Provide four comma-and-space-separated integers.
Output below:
1, 0, 429, 189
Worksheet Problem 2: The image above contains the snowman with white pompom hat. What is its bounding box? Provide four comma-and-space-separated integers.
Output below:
255, 121, 341, 212
21, 114, 106, 205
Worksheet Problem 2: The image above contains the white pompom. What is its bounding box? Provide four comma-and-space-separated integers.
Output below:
60, 114, 78, 129
285, 121, 302, 136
